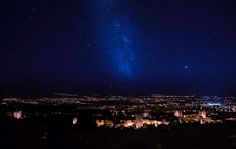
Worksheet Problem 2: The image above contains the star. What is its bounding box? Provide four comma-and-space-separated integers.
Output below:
184, 65, 189, 70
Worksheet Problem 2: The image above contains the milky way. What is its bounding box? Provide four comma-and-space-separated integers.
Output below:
93, 0, 137, 77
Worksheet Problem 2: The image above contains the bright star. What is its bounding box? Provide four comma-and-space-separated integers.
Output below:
184, 65, 189, 69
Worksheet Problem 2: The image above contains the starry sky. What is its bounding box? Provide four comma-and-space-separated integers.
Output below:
0, 0, 236, 97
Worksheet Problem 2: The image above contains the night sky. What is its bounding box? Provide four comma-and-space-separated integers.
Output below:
1, 0, 236, 97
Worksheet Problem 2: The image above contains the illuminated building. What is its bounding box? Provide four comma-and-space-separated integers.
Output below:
72, 117, 78, 125
199, 111, 207, 119
183, 114, 201, 122
174, 111, 183, 118
13, 111, 22, 119
96, 120, 114, 127
135, 113, 144, 128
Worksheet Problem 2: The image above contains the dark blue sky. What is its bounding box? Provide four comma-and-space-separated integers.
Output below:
0, 0, 236, 97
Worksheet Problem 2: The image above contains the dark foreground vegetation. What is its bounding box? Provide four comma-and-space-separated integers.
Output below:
0, 118, 235, 149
